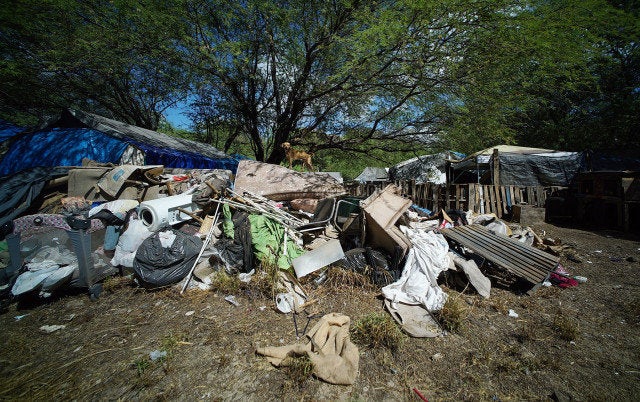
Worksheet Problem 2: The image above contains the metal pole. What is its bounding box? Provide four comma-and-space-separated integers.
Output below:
180, 202, 221, 294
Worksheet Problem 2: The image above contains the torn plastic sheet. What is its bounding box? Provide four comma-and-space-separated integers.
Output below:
381, 226, 451, 311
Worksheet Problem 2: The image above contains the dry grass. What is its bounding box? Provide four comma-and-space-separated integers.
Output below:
553, 314, 580, 341
245, 258, 281, 299
209, 271, 241, 294
350, 312, 405, 353
282, 354, 314, 389
435, 291, 470, 333
324, 267, 374, 290
102, 275, 133, 292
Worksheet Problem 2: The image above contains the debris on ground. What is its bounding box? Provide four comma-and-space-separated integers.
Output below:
0, 159, 593, 392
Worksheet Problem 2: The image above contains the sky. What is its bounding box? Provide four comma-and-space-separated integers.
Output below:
164, 100, 191, 129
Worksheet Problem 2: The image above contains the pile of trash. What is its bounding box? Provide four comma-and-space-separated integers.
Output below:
0, 159, 586, 385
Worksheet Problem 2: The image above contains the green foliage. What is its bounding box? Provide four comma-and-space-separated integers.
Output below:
1, 0, 638, 153
0, 0, 189, 128
132, 357, 150, 376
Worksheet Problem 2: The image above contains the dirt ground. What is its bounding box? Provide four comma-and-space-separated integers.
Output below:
1, 208, 639, 401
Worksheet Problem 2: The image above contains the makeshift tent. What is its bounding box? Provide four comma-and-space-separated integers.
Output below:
449, 145, 583, 187
354, 167, 388, 183
583, 150, 640, 172
389, 151, 464, 185
0, 109, 240, 176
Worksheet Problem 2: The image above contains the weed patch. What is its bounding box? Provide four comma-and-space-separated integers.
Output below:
553, 314, 579, 341
350, 312, 405, 353
435, 291, 469, 333
283, 354, 314, 388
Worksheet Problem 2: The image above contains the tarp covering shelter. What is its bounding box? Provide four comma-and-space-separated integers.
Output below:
0, 120, 24, 142
0, 109, 240, 176
584, 150, 640, 172
389, 151, 464, 185
354, 167, 388, 183
449, 145, 583, 187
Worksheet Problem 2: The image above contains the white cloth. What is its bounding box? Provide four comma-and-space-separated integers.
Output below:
382, 226, 451, 311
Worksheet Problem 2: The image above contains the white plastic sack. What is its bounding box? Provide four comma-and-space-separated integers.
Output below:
11, 266, 59, 296
41, 263, 77, 293
88, 199, 139, 217
111, 218, 153, 268
381, 226, 451, 311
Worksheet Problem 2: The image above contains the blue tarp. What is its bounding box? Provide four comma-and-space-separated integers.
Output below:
0, 120, 24, 142
0, 126, 244, 176
130, 140, 240, 171
0, 128, 129, 176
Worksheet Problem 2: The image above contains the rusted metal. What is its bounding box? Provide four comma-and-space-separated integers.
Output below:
441, 224, 558, 286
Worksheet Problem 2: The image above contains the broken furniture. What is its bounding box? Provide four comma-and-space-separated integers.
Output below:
441, 224, 559, 290
296, 196, 361, 234
360, 184, 412, 260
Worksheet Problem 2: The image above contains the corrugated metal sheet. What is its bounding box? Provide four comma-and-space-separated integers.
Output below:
441, 224, 558, 286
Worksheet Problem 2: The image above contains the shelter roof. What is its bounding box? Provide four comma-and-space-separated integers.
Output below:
53, 109, 229, 160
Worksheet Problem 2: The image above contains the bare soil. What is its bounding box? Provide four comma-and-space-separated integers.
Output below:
1, 211, 639, 401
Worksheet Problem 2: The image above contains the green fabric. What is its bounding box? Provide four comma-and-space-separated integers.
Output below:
222, 203, 234, 239
248, 214, 303, 270
0, 240, 7, 252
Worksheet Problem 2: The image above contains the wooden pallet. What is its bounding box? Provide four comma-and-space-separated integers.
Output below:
441, 224, 558, 286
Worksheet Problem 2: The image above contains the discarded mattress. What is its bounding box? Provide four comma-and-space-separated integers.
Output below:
441, 224, 559, 286
233, 160, 346, 201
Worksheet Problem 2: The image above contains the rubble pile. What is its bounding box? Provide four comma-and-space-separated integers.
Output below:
0, 160, 586, 385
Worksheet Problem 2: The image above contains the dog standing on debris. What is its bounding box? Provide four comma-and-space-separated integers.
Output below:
281, 142, 314, 172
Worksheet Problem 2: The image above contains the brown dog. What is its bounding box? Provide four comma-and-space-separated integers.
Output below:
281, 142, 314, 171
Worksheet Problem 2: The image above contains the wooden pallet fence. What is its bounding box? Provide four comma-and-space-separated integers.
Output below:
348, 181, 551, 215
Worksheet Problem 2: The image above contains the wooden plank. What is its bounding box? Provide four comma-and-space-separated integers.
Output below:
445, 230, 552, 284
494, 185, 502, 218
537, 186, 545, 207
469, 183, 476, 213
492, 148, 500, 186
485, 186, 493, 214
500, 186, 508, 214
442, 229, 550, 284
485, 186, 491, 214
509, 186, 516, 205
461, 225, 559, 265
442, 225, 558, 284
528, 187, 535, 205
455, 185, 461, 210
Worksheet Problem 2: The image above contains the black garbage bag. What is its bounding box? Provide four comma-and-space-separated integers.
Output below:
133, 229, 203, 288
209, 211, 254, 275
337, 247, 397, 286
209, 237, 245, 274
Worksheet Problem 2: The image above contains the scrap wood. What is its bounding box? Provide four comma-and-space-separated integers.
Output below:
177, 207, 204, 223
180, 202, 221, 294
441, 224, 559, 287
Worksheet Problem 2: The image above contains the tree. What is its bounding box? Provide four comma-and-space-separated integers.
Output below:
181, 0, 495, 163
0, 0, 189, 129
441, 0, 640, 152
